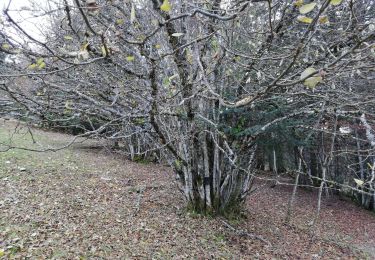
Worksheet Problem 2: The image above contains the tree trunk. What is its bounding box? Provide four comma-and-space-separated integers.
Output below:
355, 129, 366, 206
285, 147, 303, 223
179, 139, 257, 214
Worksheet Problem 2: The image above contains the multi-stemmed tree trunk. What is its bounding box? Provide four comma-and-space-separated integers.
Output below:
146, 0, 260, 214
175, 135, 257, 213
149, 46, 257, 213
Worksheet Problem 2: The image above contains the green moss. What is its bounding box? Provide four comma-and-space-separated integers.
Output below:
212, 232, 226, 244
133, 155, 152, 164
219, 198, 247, 222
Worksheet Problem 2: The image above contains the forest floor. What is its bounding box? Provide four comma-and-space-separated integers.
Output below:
1, 120, 375, 259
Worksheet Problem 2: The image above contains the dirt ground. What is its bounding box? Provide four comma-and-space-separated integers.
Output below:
1, 120, 374, 259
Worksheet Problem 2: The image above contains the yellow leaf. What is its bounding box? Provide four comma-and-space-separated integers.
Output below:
130, 4, 136, 23
160, 0, 171, 12
2, 43, 10, 50
294, 0, 304, 7
155, 44, 161, 49
304, 76, 322, 88
330, 0, 342, 5
65, 100, 73, 109
80, 42, 89, 51
28, 63, 37, 70
301, 67, 322, 88
354, 178, 364, 186
186, 50, 193, 64
0, 249, 4, 257
36, 58, 44, 65
171, 33, 184, 37
126, 55, 135, 62
301, 67, 316, 79
136, 35, 146, 41
101, 46, 107, 57
116, 19, 124, 25
299, 3, 316, 14
38, 62, 46, 69
319, 16, 329, 24
64, 35, 73, 40
297, 16, 313, 24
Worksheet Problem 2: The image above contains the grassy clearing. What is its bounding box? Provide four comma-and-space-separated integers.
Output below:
0, 122, 236, 259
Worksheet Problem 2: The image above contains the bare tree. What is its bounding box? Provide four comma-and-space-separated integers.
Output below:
1, 0, 374, 215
